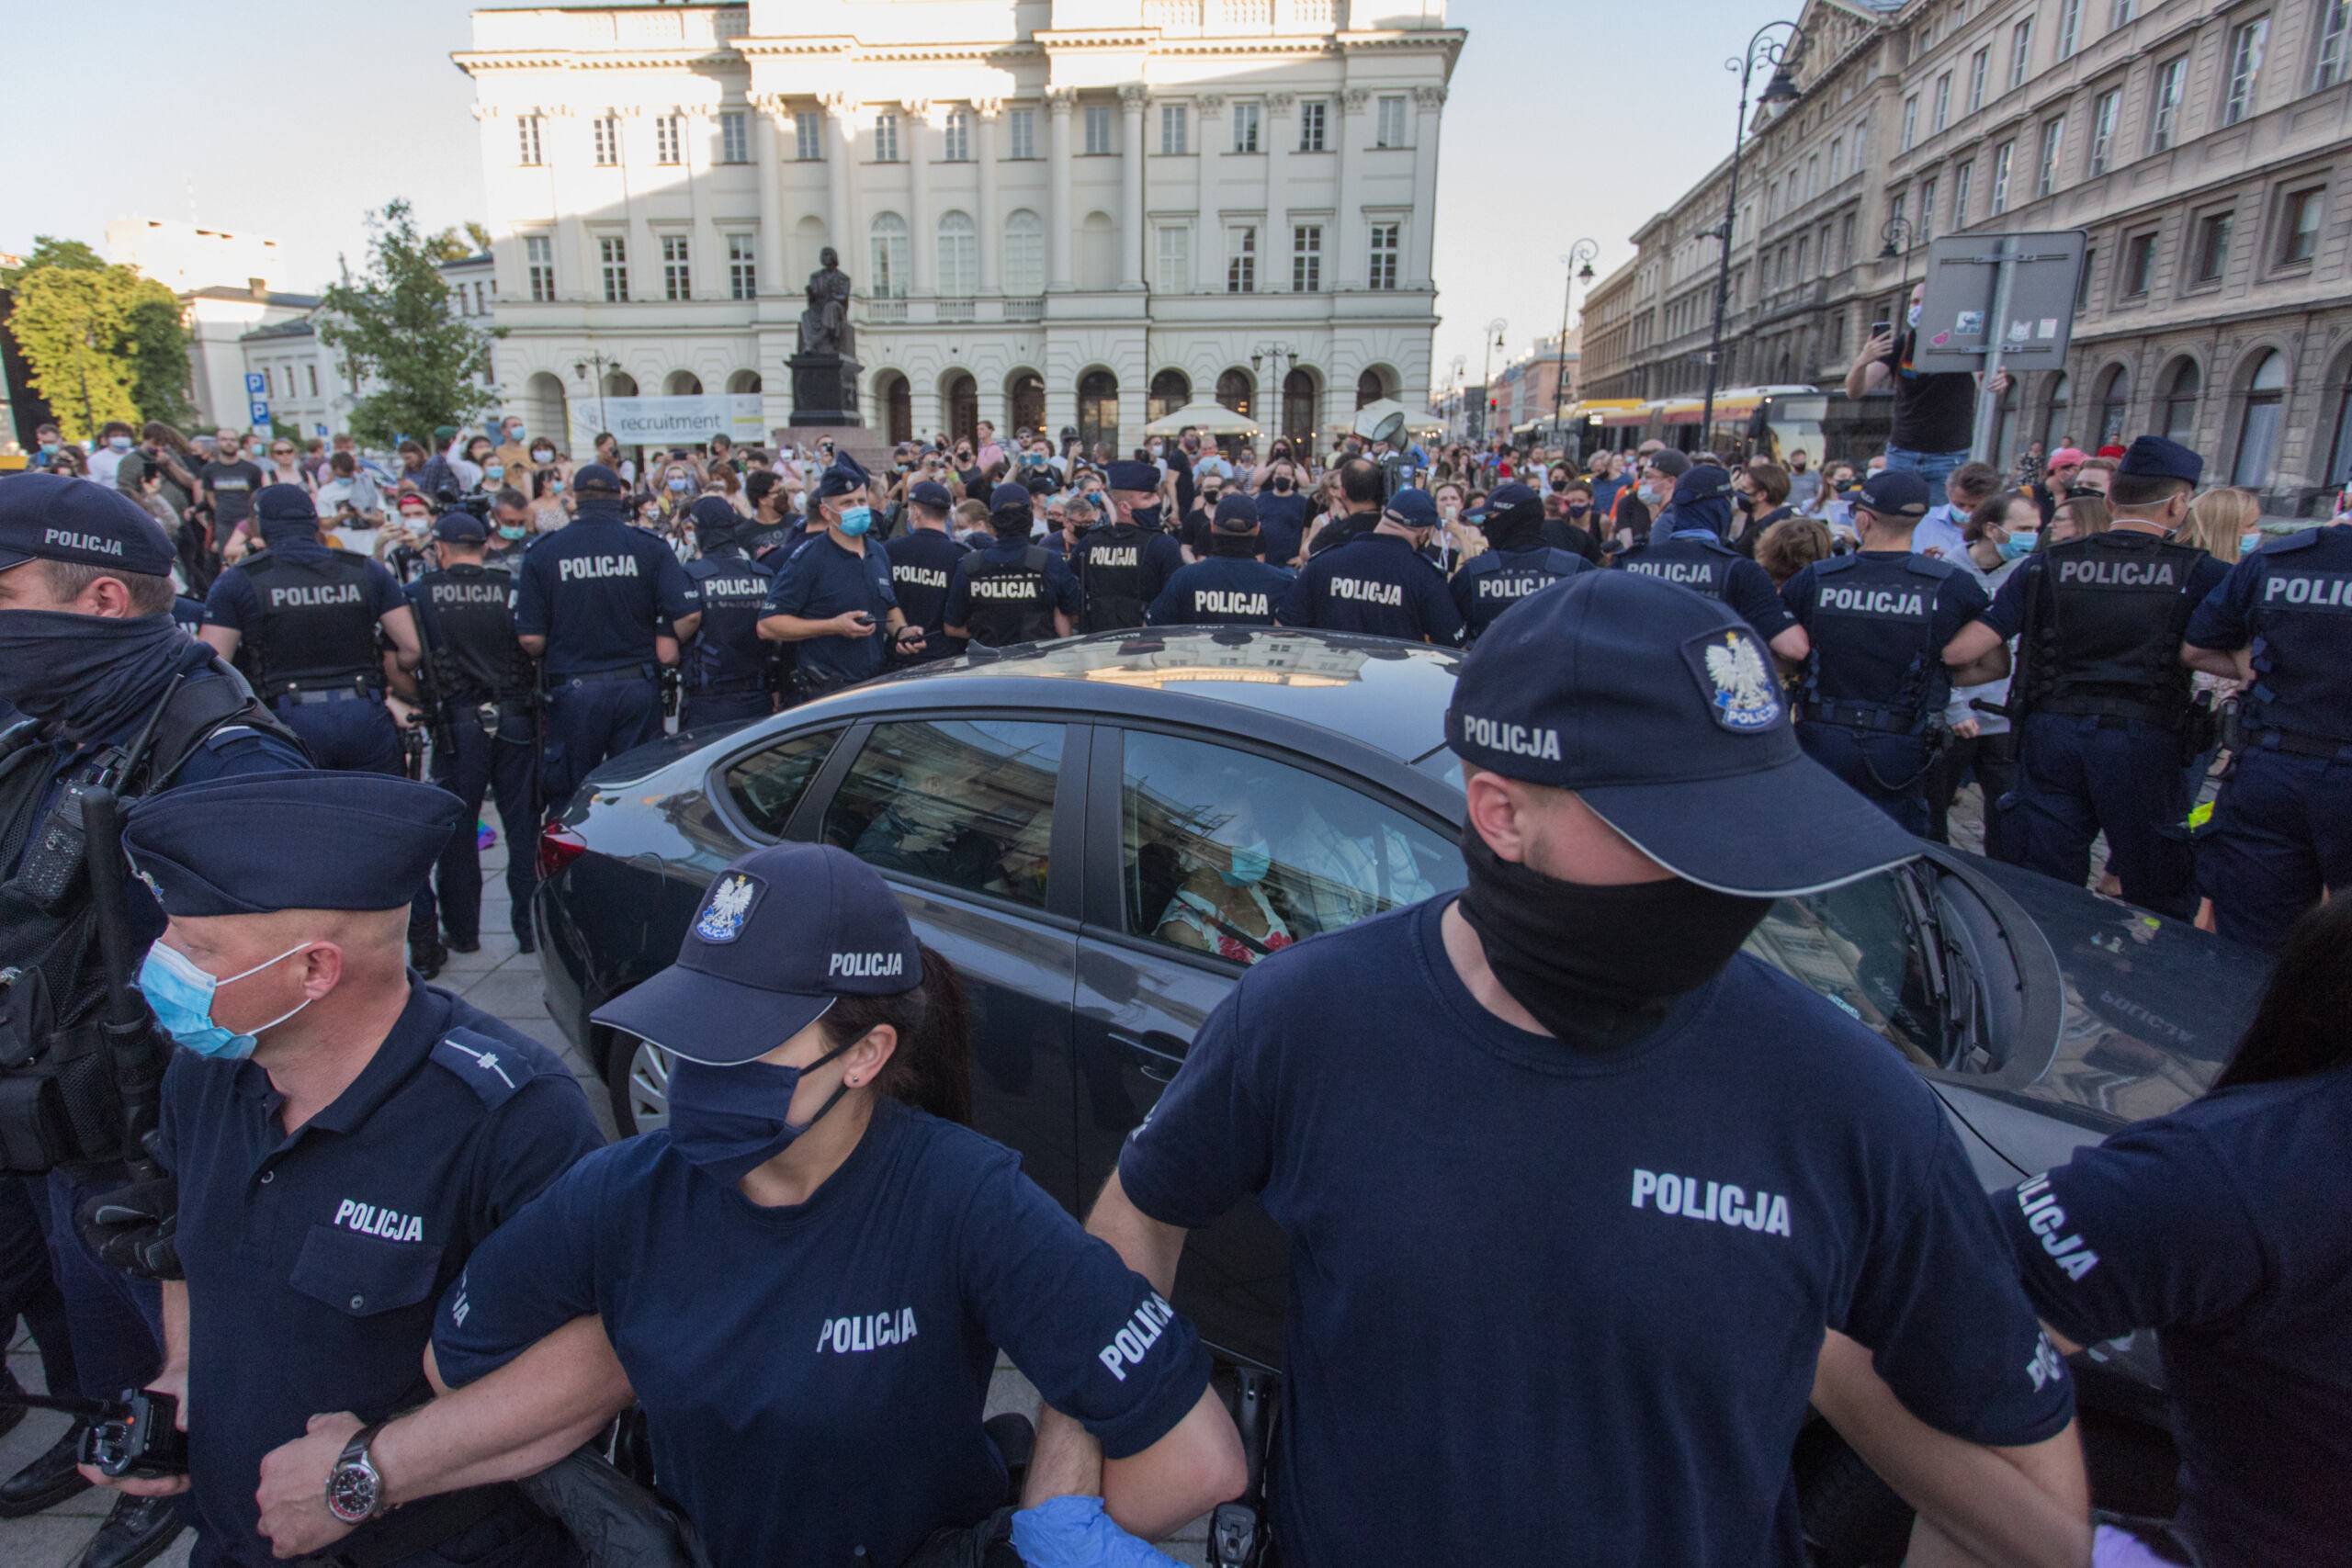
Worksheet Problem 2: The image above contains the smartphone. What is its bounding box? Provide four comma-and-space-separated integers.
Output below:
1870, 320, 1893, 341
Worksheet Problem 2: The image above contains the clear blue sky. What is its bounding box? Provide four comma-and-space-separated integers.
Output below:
1, 0, 1794, 400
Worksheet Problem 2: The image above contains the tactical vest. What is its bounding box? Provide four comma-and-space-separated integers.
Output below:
239, 549, 383, 701
683, 551, 775, 694
2027, 533, 2205, 727
414, 565, 528, 702
1463, 547, 1583, 640
1078, 525, 1149, 633
964, 547, 1059, 647
1802, 551, 1954, 731
1622, 536, 1736, 600
2233, 525, 2352, 749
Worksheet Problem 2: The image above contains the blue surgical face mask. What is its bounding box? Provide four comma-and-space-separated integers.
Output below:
2239, 530, 2262, 556
1905, 303, 1923, 330
499, 524, 528, 541
663, 1044, 859, 1183
484, 465, 504, 481
667, 477, 692, 494
1219, 840, 1272, 887
109, 436, 133, 452
1998, 532, 2036, 560
549, 479, 565, 493
137, 940, 317, 1060
838, 505, 873, 537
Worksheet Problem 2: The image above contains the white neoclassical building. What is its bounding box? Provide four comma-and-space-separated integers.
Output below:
455, 0, 1462, 454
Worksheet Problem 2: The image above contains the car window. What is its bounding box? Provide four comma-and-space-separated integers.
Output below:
1743, 868, 1943, 1068
721, 728, 840, 839
1119, 730, 1464, 967
820, 718, 1063, 908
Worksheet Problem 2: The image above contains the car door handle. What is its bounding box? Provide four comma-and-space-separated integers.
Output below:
1107, 1030, 1190, 1080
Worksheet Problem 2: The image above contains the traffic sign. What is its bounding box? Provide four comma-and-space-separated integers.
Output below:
244, 372, 266, 396
1912, 231, 2089, 376
249, 400, 272, 427
313, 423, 329, 438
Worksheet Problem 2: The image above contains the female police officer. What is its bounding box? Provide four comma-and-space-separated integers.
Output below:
252, 841, 1243, 1568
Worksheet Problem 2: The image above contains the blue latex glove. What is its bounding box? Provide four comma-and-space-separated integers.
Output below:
1010, 1495, 1187, 1568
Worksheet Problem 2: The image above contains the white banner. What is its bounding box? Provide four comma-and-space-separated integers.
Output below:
569, 393, 765, 448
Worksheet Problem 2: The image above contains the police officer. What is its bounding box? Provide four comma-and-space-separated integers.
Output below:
1032, 570, 2084, 1565
512, 462, 701, 808
2179, 512, 2352, 949
77, 771, 601, 1568
1280, 488, 1464, 645
943, 483, 1081, 650
757, 452, 924, 699
1073, 460, 1182, 633
0, 476, 306, 1568
1148, 493, 1294, 627
200, 484, 421, 773
675, 496, 779, 730
881, 479, 969, 663
1942, 436, 2228, 919
1450, 481, 1592, 645
404, 512, 542, 958
1304, 457, 1385, 558
1781, 469, 2002, 834
1620, 467, 1809, 659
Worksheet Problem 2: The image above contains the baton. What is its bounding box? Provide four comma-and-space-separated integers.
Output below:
79, 790, 168, 1182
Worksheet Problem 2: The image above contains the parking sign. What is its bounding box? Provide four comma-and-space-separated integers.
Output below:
249, 399, 272, 427
244, 372, 266, 396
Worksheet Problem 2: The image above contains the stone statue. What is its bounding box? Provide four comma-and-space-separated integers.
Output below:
798, 247, 854, 358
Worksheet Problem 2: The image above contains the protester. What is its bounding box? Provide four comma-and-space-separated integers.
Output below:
1845, 281, 2012, 490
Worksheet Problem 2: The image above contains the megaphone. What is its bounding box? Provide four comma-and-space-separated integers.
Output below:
1353, 407, 1408, 446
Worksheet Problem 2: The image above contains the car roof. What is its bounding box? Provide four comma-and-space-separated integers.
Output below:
824, 627, 1460, 762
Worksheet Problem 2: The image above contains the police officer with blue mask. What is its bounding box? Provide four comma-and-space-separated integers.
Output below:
757, 451, 924, 699
1621, 466, 1810, 660
675, 496, 778, 730
1451, 482, 1593, 645
1781, 468, 2004, 834
1942, 435, 2229, 919
403, 512, 542, 960
944, 483, 1081, 650
266, 841, 1246, 1568
882, 479, 971, 664
1147, 493, 1294, 627
1035, 570, 2085, 1566
1075, 460, 1183, 632
512, 462, 702, 808
2179, 508, 2352, 949
200, 484, 422, 773
1280, 487, 1464, 644
78, 770, 600, 1568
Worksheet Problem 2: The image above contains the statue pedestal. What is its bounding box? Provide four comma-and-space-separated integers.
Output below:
788, 352, 862, 426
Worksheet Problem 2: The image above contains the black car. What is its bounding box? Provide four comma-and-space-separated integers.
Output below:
532, 627, 2263, 1544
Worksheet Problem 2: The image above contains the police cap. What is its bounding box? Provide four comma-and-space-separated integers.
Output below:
254, 483, 320, 531
1211, 492, 1261, 534
124, 771, 467, 915
2118, 434, 2203, 486
0, 472, 175, 578
909, 479, 955, 512
432, 512, 488, 544
1674, 466, 1736, 506
569, 463, 624, 497
1104, 460, 1159, 493
815, 451, 871, 501
1853, 468, 1932, 520
1466, 482, 1540, 525
1384, 488, 1442, 531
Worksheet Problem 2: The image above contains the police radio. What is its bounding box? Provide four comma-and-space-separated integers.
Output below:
0, 1389, 187, 1479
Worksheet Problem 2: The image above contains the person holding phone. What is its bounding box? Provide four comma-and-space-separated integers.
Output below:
757, 451, 924, 700
1846, 283, 2012, 491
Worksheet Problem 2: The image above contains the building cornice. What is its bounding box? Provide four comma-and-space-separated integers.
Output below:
452, 48, 742, 73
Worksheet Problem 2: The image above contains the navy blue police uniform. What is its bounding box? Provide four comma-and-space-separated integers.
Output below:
1974, 437, 2229, 919
172, 593, 208, 639
761, 528, 899, 694
1452, 484, 1592, 644
1278, 489, 1464, 644
1618, 468, 1801, 645
113, 772, 600, 1568
944, 485, 1083, 649
205, 485, 410, 773
1116, 572, 2072, 1568
2182, 521, 2352, 950
403, 513, 541, 953
676, 498, 779, 730
1074, 461, 1183, 633
1148, 494, 1294, 627
512, 465, 701, 807
1253, 480, 1310, 567
881, 480, 970, 664
434, 842, 1211, 1568
1781, 471, 1988, 835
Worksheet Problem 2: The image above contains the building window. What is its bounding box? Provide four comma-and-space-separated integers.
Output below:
1829, 136, 1845, 181
1291, 224, 1323, 292
1932, 73, 1951, 133
1839, 211, 1857, 266
1968, 46, 1990, 111
1157, 103, 1186, 155
2319, 0, 2352, 88
1376, 94, 1408, 148
2008, 17, 2034, 91
937, 211, 977, 298
1806, 154, 1820, 199
2223, 17, 2268, 126
1154, 224, 1191, 291
2233, 349, 2286, 487
1901, 95, 1918, 151
661, 234, 691, 300
2122, 230, 2156, 295
1298, 99, 1328, 152
1952, 160, 1973, 226
1003, 209, 1045, 295
593, 116, 619, 166
718, 110, 750, 164
1919, 177, 1939, 243
2036, 116, 2066, 197
517, 115, 543, 165
2095, 364, 2132, 444
943, 108, 971, 162
1795, 234, 1810, 276
306, 364, 320, 397
1008, 107, 1037, 160
1990, 141, 2014, 213
2112, 0, 2137, 23
2078, 244, 2097, 308
2088, 87, 2120, 175
2159, 359, 2200, 443
2149, 55, 2188, 151
1082, 105, 1113, 155
525, 235, 555, 302
868, 213, 909, 298
1368, 220, 1400, 289
2191, 210, 2233, 284
875, 112, 901, 162
726, 233, 757, 299
796, 109, 823, 161
2056, 0, 2082, 58
1233, 101, 1261, 153
655, 115, 682, 165
598, 235, 628, 300
1227, 224, 1257, 293
2277, 185, 2324, 265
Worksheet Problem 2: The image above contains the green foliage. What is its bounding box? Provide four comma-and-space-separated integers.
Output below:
123, 293, 196, 429
320, 199, 495, 449
0, 235, 105, 289
5, 233, 193, 438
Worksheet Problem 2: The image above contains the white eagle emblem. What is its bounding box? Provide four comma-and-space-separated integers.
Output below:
1702, 631, 1781, 731
695, 874, 759, 942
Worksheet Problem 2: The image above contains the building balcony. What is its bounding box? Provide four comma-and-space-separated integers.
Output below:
864, 298, 910, 324
1002, 297, 1045, 322
936, 298, 977, 323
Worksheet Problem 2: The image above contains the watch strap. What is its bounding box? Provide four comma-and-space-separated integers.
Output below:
339, 1420, 389, 1470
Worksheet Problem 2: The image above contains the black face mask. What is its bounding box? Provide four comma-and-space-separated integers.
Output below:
0, 611, 208, 744
1271, 477, 1295, 493
1453, 828, 1773, 1052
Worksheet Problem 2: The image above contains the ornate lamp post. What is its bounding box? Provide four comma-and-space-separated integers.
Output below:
1701, 19, 1807, 438
572, 350, 622, 436
1556, 240, 1599, 445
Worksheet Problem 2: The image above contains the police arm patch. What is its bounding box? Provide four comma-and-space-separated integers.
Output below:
1683, 627, 1784, 733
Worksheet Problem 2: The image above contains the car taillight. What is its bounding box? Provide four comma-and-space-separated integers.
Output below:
537, 824, 587, 880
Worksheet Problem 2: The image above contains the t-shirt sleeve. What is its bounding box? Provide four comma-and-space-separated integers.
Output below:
1419, 565, 1465, 645
1049, 557, 1083, 616
364, 561, 406, 618
959, 1155, 1211, 1461
1728, 559, 1797, 637
1994, 1121, 2264, 1348
1933, 570, 1992, 646
432, 1151, 606, 1390
656, 548, 703, 621
470, 1073, 604, 1234
943, 558, 973, 626
1448, 567, 1478, 623
2184, 557, 2259, 649
1979, 559, 2037, 640
1115, 983, 1277, 1231
513, 553, 551, 637
203, 572, 252, 631
764, 554, 816, 617
1274, 565, 1310, 626
1778, 565, 1815, 625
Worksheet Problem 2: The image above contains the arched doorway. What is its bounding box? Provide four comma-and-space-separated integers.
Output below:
1355, 367, 1394, 408
1007, 370, 1046, 438
2040, 372, 2070, 454
2231, 349, 2286, 489
943, 371, 978, 446
2157, 358, 2201, 446
602, 370, 639, 398
726, 369, 763, 396
1282, 367, 1317, 446
1077, 368, 1119, 458
1148, 369, 1192, 423
523, 371, 570, 453
2093, 364, 2131, 447
664, 370, 704, 396
873, 371, 912, 446
1215, 368, 1254, 419
2328, 348, 2352, 493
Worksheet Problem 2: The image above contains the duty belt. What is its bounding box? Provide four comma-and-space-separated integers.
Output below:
1802, 701, 1923, 735
280, 687, 379, 706
555, 665, 657, 687
690, 678, 767, 695
2252, 725, 2352, 761
2037, 694, 2181, 728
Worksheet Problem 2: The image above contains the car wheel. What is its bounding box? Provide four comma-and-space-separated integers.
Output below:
604, 1029, 673, 1135
1795, 1421, 1913, 1568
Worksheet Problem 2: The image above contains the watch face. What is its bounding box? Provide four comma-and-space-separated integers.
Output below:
326, 1461, 379, 1525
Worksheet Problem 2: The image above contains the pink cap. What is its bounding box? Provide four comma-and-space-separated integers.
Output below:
2049, 446, 2086, 468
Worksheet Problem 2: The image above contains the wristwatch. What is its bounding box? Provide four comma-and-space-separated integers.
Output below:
324, 1422, 391, 1526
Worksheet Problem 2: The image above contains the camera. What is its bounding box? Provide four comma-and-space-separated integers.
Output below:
80, 1389, 187, 1480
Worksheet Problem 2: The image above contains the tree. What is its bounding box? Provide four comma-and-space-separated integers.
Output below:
320, 199, 496, 448
423, 220, 494, 263
0, 235, 105, 289
8, 253, 190, 442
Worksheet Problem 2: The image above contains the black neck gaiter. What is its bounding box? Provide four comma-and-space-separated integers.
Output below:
1453, 827, 1774, 1052
0, 611, 208, 746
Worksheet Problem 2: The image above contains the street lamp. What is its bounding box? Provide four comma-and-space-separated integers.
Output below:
1701, 18, 1808, 440
572, 350, 622, 438
1250, 341, 1295, 439
1880, 215, 1917, 337
1481, 317, 1507, 441
1557, 240, 1599, 446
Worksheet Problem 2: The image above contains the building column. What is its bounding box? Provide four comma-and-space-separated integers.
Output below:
1264, 94, 1294, 293
1196, 94, 1227, 287
1120, 84, 1147, 289
1332, 89, 1366, 296
1047, 89, 1075, 290
1408, 87, 1444, 288
907, 101, 934, 297
824, 94, 856, 272
753, 96, 786, 295
976, 101, 1002, 296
